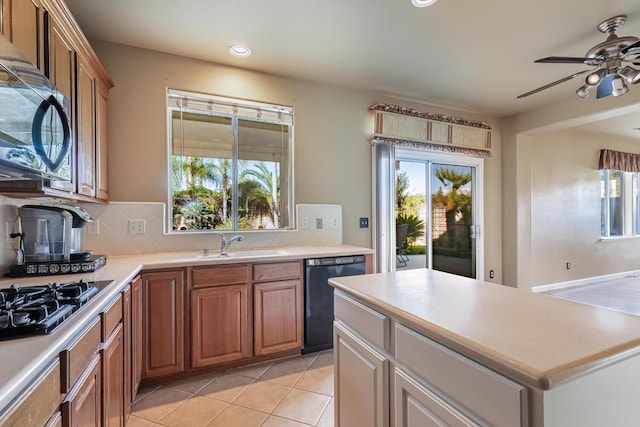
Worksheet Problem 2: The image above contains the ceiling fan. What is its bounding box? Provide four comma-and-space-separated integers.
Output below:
517, 15, 640, 99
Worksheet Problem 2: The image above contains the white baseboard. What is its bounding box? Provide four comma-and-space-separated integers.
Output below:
532, 269, 640, 293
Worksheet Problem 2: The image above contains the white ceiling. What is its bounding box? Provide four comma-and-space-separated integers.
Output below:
64, 0, 640, 137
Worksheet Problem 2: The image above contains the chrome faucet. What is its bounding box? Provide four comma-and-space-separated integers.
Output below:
220, 234, 243, 256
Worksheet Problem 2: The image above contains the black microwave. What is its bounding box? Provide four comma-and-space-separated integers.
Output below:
0, 34, 71, 181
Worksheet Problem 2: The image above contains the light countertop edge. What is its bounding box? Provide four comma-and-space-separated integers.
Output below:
0, 244, 372, 414
328, 268, 640, 391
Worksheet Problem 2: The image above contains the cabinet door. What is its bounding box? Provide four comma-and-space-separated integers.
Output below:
45, 10, 75, 192
76, 55, 96, 197
62, 354, 102, 427
141, 270, 185, 379
131, 276, 143, 395
191, 284, 249, 368
333, 321, 388, 427
1, 0, 45, 69
95, 80, 109, 200
102, 323, 125, 427
254, 279, 302, 356
394, 367, 480, 427
122, 285, 132, 417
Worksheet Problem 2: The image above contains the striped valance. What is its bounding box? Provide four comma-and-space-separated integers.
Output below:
370, 103, 492, 157
599, 149, 640, 172
372, 136, 491, 157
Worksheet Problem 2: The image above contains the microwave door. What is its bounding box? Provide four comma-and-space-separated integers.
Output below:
0, 59, 71, 180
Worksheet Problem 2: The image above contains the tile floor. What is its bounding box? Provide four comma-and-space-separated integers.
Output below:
128, 350, 334, 427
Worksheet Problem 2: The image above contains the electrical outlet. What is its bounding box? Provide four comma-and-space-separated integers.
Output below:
128, 219, 146, 234
566, 262, 571, 270
301, 217, 310, 229
87, 220, 100, 235
332, 217, 339, 228
489, 270, 494, 279
316, 218, 323, 229
359, 217, 369, 228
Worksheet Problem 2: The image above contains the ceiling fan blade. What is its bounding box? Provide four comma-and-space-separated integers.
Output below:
517, 69, 591, 99
621, 40, 640, 54
596, 75, 614, 99
534, 56, 591, 64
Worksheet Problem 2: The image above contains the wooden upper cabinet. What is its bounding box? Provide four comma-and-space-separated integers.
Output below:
0, 0, 112, 202
1, 0, 46, 70
76, 55, 96, 197
46, 11, 75, 100
96, 80, 109, 200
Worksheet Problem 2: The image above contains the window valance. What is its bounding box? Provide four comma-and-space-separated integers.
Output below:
370, 103, 492, 157
598, 149, 640, 172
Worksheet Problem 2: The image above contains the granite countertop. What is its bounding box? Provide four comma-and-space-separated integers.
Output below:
329, 268, 640, 391
0, 244, 372, 413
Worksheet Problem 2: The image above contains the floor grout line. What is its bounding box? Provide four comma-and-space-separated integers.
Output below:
132, 350, 334, 427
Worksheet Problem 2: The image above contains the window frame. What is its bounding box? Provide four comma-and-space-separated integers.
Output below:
601, 169, 639, 238
166, 89, 295, 233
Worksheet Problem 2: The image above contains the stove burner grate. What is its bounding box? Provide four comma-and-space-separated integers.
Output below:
0, 279, 106, 339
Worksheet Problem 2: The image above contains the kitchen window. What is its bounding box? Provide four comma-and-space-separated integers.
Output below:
167, 90, 294, 232
600, 169, 640, 237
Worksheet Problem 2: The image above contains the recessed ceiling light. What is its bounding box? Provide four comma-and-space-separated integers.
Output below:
229, 44, 251, 58
411, 0, 438, 7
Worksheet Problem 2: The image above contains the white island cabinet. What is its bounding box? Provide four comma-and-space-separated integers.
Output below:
330, 269, 640, 427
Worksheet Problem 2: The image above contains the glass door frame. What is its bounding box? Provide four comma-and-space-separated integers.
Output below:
395, 149, 484, 279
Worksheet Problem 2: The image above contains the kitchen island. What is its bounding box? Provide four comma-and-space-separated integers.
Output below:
329, 268, 640, 427
0, 244, 372, 425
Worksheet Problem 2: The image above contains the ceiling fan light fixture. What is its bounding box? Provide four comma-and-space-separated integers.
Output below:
620, 66, 640, 85
585, 70, 605, 86
411, 0, 438, 7
611, 76, 629, 96
576, 84, 593, 98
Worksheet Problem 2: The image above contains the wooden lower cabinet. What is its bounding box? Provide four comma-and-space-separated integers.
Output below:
191, 284, 249, 368
254, 279, 302, 356
333, 321, 388, 427
141, 270, 185, 379
131, 276, 143, 395
45, 412, 63, 427
62, 354, 102, 427
0, 359, 60, 427
102, 323, 125, 427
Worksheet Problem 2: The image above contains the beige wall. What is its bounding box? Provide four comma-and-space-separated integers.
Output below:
90, 41, 503, 279
502, 93, 640, 288
529, 130, 640, 286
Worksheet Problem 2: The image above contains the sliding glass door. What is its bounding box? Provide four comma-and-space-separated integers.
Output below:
396, 151, 483, 279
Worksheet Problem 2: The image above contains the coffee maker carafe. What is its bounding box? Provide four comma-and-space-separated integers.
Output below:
19, 205, 73, 262
18, 204, 93, 262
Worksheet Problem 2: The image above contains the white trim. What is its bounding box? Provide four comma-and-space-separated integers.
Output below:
532, 269, 640, 293
395, 148, 484, 279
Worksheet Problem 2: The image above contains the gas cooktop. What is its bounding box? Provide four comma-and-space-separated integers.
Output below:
0, 279, 112, 340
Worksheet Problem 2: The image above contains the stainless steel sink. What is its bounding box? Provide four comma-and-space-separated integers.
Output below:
195, 248, 287, 259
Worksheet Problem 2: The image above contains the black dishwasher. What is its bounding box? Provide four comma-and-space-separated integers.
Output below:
303, 255, 367, 354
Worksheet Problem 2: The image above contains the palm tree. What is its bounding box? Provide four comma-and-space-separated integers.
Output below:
396, 171, 409, 215
241, 162, 279, 227
434, 167, 472, 230
208, 159, 232, 222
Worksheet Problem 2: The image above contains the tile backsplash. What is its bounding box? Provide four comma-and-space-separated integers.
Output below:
0, 199, 344, 270
80, 202, 343, 256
